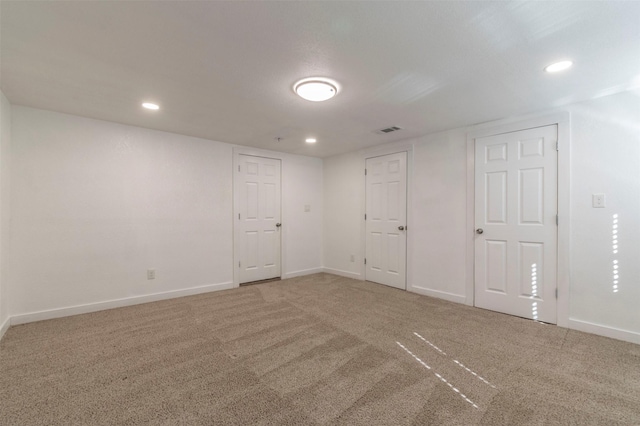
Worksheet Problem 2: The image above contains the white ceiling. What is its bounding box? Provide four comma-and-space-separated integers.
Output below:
2, 1, 639, 157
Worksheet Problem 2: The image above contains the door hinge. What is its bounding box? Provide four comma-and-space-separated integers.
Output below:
238, 261, 241, 268
364, 214, 367, 220
239, 213, 241, 220
365, 169, 367, 175
556, 214, 558, 225
555, 288, 558, 299
556, 141, 559, 151
238, 165, 241, 172
364, 258, 367, 265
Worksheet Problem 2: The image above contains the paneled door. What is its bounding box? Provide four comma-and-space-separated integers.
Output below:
365, 152, 407, 290
474, 125, 558, 323
237, 155, 281, 284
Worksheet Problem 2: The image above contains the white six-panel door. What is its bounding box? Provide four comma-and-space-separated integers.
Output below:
365, 152, 407, 290
237, 155, 281, 284
474, 125, 558, 323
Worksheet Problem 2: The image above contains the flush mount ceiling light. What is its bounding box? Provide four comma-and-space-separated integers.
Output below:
305, 138, 317, 144
142, 102, 160, 110
294, 78, 339, 102
544, 60, 573, 73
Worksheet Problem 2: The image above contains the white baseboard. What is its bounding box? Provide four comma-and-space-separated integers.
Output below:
0, 316, 10, 342
568, 319, 640, 345
322, 267, 362, 280
10, 281, 234, 326
281, 267, 324, 280
408, 285, 467, 304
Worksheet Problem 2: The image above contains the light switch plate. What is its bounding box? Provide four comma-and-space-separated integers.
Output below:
592, 194, 606, 208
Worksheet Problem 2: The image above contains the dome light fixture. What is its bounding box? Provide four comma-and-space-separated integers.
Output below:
142, 102, 160, 110
305, 138, 317, 144
294, 78, 339, 102
544, 60, 573, 73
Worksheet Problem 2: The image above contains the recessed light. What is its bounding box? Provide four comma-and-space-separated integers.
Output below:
544, 60, 573, 73
142, 102, 160, 110
294, 78, 339, 102
305, 138, 317, 144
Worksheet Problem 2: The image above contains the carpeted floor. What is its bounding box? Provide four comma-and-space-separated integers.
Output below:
1, 273, 639, 425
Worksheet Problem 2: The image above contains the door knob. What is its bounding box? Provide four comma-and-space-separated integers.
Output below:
276, 223, 281, 227
398, 226, 405, 231
476, 228, 484, 234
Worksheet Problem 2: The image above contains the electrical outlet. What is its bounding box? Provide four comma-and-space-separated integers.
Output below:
147, 269, 156, 280
304, 204, 311, 212
592, 194, 606, 208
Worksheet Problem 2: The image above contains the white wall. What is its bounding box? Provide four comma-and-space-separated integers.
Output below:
322, 133, 468, 303
566, 91, 640, 337
0, 91, 11, 336
282, 154, 323, 278
9, 106, 323, 322
323, 132, 468, 300
409, 129, 468, 303
323, 150, 363, 279
323, 90, 640, 343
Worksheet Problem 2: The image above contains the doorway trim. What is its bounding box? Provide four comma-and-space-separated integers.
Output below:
465, 112, 570, 328
233, 147, 285, 288
361, 141, 414, 288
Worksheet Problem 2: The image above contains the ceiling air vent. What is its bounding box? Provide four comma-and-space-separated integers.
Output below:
374, 126, 402, 135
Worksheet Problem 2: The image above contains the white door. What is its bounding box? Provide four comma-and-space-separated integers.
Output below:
474, 125, 558, 323
365, 152, 407, 290
236, 155, 281, 284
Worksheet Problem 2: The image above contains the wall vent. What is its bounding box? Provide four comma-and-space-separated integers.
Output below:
374, 126, 402, 135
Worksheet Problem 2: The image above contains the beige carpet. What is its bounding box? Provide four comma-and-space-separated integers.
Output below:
1, 273, 639, 425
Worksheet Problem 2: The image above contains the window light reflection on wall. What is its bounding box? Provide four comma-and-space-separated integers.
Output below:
612, 214, 619, 293
531, 263, 538, 320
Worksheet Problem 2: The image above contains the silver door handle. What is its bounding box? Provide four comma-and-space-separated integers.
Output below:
476, 228, 483, 234
276, 223, 281, 227
398, 226, 405, 231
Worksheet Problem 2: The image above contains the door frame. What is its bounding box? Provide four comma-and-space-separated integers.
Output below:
233, 147, 285, 288
465, 112, 570, 327
361, 142, 414, 288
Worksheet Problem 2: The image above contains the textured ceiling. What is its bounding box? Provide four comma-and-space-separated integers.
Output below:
2, 1, 639, 157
